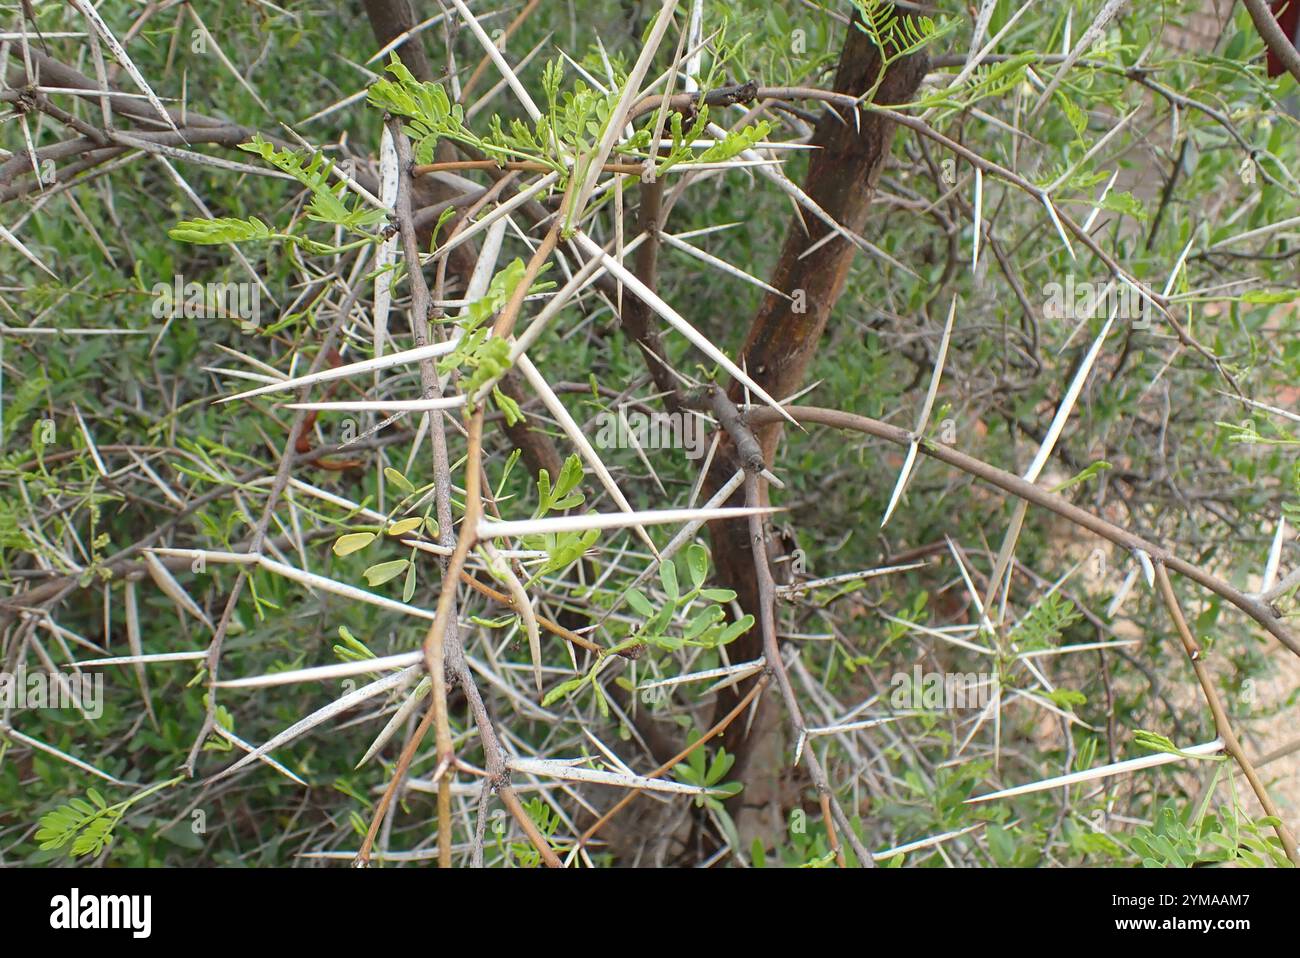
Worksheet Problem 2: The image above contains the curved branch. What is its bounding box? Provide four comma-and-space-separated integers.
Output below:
1243, 0, 1300, 85
745, 404, 1300, 658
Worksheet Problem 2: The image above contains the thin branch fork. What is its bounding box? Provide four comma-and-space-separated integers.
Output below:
355, 115, 568, 868
704, 385, 870, 865
458, 570, 602, 654
358, 207, 564, 868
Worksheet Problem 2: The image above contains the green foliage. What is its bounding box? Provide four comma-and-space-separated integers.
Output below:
542, 544, 748, 712
8, 0, 1300, 870
1007, 592, 1083, 651
239, 135, 388, 233
505, 797, 566, 866
439, 257, 554, 420
673, 734, 741, 804
1126, 805, 1291, 868
170, 135, 386, 252
167, 215, 274, 245
851, 0, 953, 100
370, 54, 623, 174
35, 777, 182, 861
1131, 730, 1227, 762
623, 545, 752, 653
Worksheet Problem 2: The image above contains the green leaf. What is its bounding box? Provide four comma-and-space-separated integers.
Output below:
542, 677, 585, 707
1131, 729, 1224, 762
384, 467, 415, 493
591, 681, 610, 718
1050, 460, 1112, 494
659, 559, 679, 601
403, 560, 418, 603
493, 385, 524, 426
334, 626, 375, 660
333, 532, 376, 556
1045, 688, 1086, 708
686, 544, 708, 589
363, 559, 409, 587
386, 517, 423, 536
626, 588, 654, 617
1240, 289, 1300, 304
168, 216, 273, 245
698, 120, 772, 163
717, 615, 754, 645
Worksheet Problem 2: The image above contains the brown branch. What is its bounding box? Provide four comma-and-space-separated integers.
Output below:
4, 50, 226, 130
361, 0, 435, 83
358, 191, 564, 866
745, 404, 1300, 658
742, 472, 875, 866
820, 792, 847, 868
578, 674, 771, 851
625, 81, 760, 124
357, 116, 472, 868
1242, 0, 1300, 84
1153, 563, 1299, 865
616, 175, 689, 412
701, 4, 929, 799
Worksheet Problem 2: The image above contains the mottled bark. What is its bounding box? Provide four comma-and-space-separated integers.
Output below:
362, 0, 435, 82
703, 15, 929, 822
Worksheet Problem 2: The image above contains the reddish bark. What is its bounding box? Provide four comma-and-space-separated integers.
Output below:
703, 17, 929, 799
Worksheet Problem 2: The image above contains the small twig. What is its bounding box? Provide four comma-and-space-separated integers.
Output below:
458, 570, 603, 654
578, 673, 770, 849
625, 81, 760, 123
820, 791, 847, 868
707, 384, 764, 475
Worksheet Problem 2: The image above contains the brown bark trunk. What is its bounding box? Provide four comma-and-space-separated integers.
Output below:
362, 0, 435, 83
703, 16, 928, 824
362, 0, 482, 283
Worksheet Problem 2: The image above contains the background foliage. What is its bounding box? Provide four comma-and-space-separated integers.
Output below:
1, 0, 1298, 867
